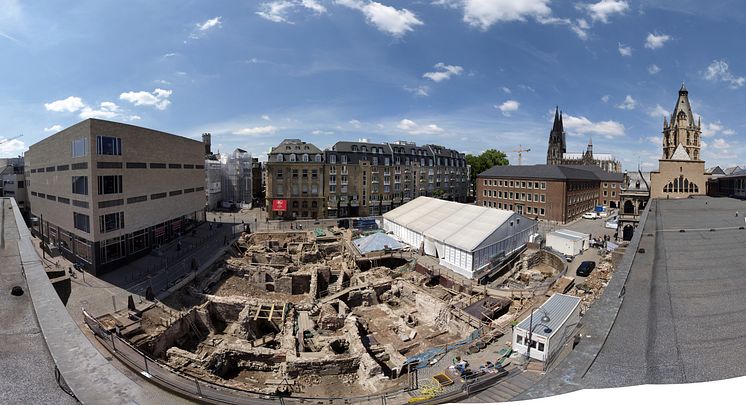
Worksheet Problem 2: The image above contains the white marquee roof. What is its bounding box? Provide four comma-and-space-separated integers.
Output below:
383, 197, 518, 252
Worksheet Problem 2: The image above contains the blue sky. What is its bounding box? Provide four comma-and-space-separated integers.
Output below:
1, 0, 745, 171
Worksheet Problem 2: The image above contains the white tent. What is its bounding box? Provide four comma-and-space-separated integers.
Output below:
383, 197, 537, 279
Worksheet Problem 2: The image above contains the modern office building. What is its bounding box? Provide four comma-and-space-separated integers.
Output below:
0, 156, 27, 215
25, 119, 206, 274
477, 164, 623, 224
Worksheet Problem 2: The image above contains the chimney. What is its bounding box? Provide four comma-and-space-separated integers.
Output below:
202, 133, 212, 155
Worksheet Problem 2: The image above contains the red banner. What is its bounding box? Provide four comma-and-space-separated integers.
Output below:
272, 199, 287, 211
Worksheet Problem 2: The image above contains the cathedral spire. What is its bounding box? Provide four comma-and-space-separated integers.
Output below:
547, 105, 566, 165
552, 106, 562, 131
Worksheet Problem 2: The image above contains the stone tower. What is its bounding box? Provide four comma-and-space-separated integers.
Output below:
546, 106, 566, 165
662, 84, 701, 161
582, 135, 593, 164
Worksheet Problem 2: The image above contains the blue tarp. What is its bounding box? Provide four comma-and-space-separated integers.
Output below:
353, 232, 403, 254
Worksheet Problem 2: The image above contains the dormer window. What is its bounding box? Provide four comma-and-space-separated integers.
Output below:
315, 154, 322, 162
302, 153, 309, 162
289, 153, 296, 162
352, 145, 359, 152
276, 154, 284, 162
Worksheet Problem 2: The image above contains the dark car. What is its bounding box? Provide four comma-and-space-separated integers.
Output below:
576, 261, 596, 277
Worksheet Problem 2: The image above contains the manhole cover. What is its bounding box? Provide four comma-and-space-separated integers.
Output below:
11, 286, 24, 296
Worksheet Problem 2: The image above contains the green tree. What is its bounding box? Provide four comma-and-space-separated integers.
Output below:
466, 149, 509, 188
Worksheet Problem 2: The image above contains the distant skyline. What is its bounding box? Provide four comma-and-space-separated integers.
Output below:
1, 0, 746, 170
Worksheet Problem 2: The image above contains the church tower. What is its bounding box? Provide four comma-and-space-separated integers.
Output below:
546, 107, 566, 165
662, 83, 701, 161
582, 135, 593, 164
650, 84, 706, 199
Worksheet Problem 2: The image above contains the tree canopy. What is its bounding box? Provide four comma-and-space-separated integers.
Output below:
466, 149, 509, 184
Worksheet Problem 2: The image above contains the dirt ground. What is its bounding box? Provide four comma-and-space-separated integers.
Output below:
212, 273, 309, 304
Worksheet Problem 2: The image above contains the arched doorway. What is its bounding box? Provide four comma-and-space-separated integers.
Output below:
622, 225, 635, 241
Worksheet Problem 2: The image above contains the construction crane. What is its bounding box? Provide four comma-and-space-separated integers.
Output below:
0, 134, 23, 145
513, 144, 531, 166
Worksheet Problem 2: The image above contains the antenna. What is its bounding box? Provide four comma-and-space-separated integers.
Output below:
513, 144, 531, 166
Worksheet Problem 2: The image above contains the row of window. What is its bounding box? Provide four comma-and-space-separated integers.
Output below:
483, 179, 547, 189
275, 153, 323, 163
515, 335, 545, 352
483, 190, 547, 203
31, 187, 204, 211
29, 161, 204, 173
72, 175, 122, 195
71, 211, 124, 234
482, 200, 546, 216
326, 154, 466, 168
602, 182, 617, 188
30, 162, 88, 173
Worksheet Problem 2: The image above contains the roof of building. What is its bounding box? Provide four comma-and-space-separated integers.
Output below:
724, 165, 742, 175
383, 196, 531, 252
478, 164, 623, 182
562, 152, 616, 161
269, 139, 323, 154
552, 229, 588, 240
669, 143, 692, 160
515, 293, 581, 339
622, 170, 651, 192
705, 166, 725, 175
353, 232, 403, 254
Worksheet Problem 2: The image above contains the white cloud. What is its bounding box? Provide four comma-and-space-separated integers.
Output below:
404, 85, 430, 96
233, 125, 277, 136
645, 32, 671, 49
261, 114, 271, 121
701, 121, 736, 138
189, 16, 222, 39
79, 101, 120, 119
44, 124, 62, 132
703, 59, 746, 89
119, 88, 172, 110
336, 0, 424, 37
396, 119, 445, 135
459, 0, 552, 30
647, 64, 661, 75
423, 63, 464, 82
349, 119, 362, 128
648, 104, 668, 118
312, 129, 335, 135
501, 86, 511, 93
0, 138, 24, 154
257, 0, 327, 23
496, 100, 520, 116
563, 114, 625, 138
713, 138, 731, 150
617, 42, 632, 56
601, 94, 610, 103
646, 136, 660, 146
44, 96, 85, 113
581, 0, 629, 23
616, 94, 637, 110
0, 0, 22, 43
723, 129, 736, 136
127, 115, 141, 121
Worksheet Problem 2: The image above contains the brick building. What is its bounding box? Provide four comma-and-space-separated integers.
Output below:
477, 164, 622, 224
25, 119, 205, 274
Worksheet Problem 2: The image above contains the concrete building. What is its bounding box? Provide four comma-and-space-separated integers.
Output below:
546, 107, 621, 173
265, 139, 326, 219
512, 293, 581, 363
618, 170, 651, 241
25, 119, 206, 274
650, 84, 706, 198
0, 156, 27, 215
325, 140, 468, 218
205, 157, 222, 210
383, 196, 537, 280
477, 165, 623, 224
221, 148, 253, 208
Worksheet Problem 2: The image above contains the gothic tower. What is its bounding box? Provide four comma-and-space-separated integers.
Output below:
546, 107, 566, 165
662, 83, 701, 161
582, 135, 593, 164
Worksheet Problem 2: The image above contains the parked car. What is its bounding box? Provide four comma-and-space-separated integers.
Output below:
576, 261, 596, 277
582, 212, 599, 220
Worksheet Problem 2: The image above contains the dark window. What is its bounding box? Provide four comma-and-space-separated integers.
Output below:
98, 175, 123, 194
98, 199, 124, 208
30, 168, 37, 173
183, 188, 195, 193
195, 186, 204, 191
169, 190, 182, 196
46, 194, 56, 201
127, 195, 147, 204
99, 212, 124, 233
151, 192, 167, 200
37, 168, 45, 173
96, 136, 122, 155
72, 200, 89, 208
73, 212, 90, 232
72, 176, 88, 195
126, 162, 147, 169
31, 191, 38, 196
58, 197, 70, 204
150, 163, 166, 169
57, 164, 69, 171
46, 166, 55, 172
37, 193, 45, 198
17, 181, 24, 188
168, 163, 182, 169
97, 161, 123, 169
195, 164, 204, 169
183, 164, 194, 169
71, 162, 88, 170
72, 137, 88, 157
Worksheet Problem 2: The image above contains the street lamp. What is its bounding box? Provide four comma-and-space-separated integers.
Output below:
526, 307, 551, 364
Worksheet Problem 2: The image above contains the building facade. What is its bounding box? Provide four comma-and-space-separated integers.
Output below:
618, 170, 651, 241
25, 119, 206, 274
205, 158, 222, 210
265, 139, 326, 219
221, 148, 253, 208
546, 107, 622, 173
477, 165, 623, 224
0, 156, 27, 215
251, 157, 263, 207
650, 84, 706, 199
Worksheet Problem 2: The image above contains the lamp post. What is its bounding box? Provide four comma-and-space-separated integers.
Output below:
526, 307, 551, 364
